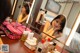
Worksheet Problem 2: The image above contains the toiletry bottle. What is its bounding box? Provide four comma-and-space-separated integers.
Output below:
47, 42, 56, 53
21, 33, 27, 41
52, 43, 56, 50
53, 49, 60, 53
44, 38, 51, 49
21, 31, 29, 41
36, 39, 46, 53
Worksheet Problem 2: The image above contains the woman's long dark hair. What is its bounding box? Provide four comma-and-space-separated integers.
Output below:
23, 3, 30, 14
51, 15, 66, 33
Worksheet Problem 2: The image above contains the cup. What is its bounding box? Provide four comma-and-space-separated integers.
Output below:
27, 32, 34, 39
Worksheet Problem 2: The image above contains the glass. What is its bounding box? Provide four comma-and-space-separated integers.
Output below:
28, 0, 80, 53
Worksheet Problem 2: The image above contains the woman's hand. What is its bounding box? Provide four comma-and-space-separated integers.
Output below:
54, 26, 61, 31
45, 36, 53, 40
52, 36, 56, 38
41, 33, 47, 39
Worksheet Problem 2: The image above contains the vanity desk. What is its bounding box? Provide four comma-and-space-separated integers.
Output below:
1, 24, 69, 53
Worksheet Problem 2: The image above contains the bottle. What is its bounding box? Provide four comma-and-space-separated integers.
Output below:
53, 49, 60, 53
21, 31, 29, 41
36, 39, 46, 53
47, 42, 56, 53
52, 43, 56, 50
44, 38, 51, 48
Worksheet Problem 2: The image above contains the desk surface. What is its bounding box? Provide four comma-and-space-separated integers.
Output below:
1, 32, 69, 53
0, 38, 4, 53
1, 36, 35, 53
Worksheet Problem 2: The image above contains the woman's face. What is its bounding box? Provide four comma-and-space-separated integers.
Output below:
21, 6, 26, 15
52, 18, 62, 30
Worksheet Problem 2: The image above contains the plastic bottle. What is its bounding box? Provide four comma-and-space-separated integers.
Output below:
53, 43, 56, 50
53, 49, 60, 53
36, 39, 46, 53
21, 31, 29, 41
47, 42, 56, 53
44, 38, 51, 48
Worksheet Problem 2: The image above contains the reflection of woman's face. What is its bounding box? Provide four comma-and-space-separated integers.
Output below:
21, 6, 26, 15
52, 18, 61, 30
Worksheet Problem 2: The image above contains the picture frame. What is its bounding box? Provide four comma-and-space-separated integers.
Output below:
45, 0, 61, 14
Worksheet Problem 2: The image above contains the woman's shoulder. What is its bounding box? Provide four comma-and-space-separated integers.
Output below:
18, 13, 22, 17
45, 20, 50, 24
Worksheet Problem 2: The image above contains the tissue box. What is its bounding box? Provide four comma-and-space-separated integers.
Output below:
24, 37, 37, 50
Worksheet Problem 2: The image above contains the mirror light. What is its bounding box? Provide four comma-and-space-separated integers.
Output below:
11, 0, 17, 15
66, 13, 80, 46
26, 0, 35, 23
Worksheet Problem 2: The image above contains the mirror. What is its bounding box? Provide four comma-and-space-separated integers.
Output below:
29, 0, 80, 53
4, 0, 34, 26
64, 13, 80, 53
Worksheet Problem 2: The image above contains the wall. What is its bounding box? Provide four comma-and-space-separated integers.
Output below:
31, 0, 43, 25
36, 0, 73, 22
40, 0, 57, 17
11, 0, 14, 6
13, 0, 24, 20
67, 3, 80, 28
62, 3, 73, 18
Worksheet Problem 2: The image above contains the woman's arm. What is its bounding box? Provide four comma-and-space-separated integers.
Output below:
43, 21, 50, 32
42, 28, 54, 39
17, 14, 22, 23
18, 14, 28, 23
45, 32, 62, 40
19, 15, 28, 23
42, 21, 50, 38
53, 32, 62, 38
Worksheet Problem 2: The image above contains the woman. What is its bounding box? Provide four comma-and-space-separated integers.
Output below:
42, 15, 66, 40
18, 3, 30, 25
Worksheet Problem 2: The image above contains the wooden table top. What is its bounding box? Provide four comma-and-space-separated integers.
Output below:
1, 36, 35, 53
1, 32, 69, 53
0, 38, 4, 53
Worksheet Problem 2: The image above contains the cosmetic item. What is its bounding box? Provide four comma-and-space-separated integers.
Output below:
27, 32, 34, 40
26, 27, 32, 32
21, 31, 30, 41
6, 17, 10, 21
36, 39, 46, 53
24, 32, 37, 50
45, 38, 51, 47
47, 42, 56, 53
23, 31, 30, 35
53, 49, 60, 53
24, 37, 37, 50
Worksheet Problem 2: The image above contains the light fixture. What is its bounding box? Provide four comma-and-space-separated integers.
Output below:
66, 13, 80, 46
11, 0, 17, 15
26, 0, 35, 23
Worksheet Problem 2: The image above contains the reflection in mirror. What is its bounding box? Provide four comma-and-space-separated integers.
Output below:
5, 0, 34, 26
0, 0, 35, 40
65, 13, 80, 53
17, 1, 30, 25
41, 15, 66, 40
16, 0, 33, 25
27, 0, 43, 32
30, 0, 80, 53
